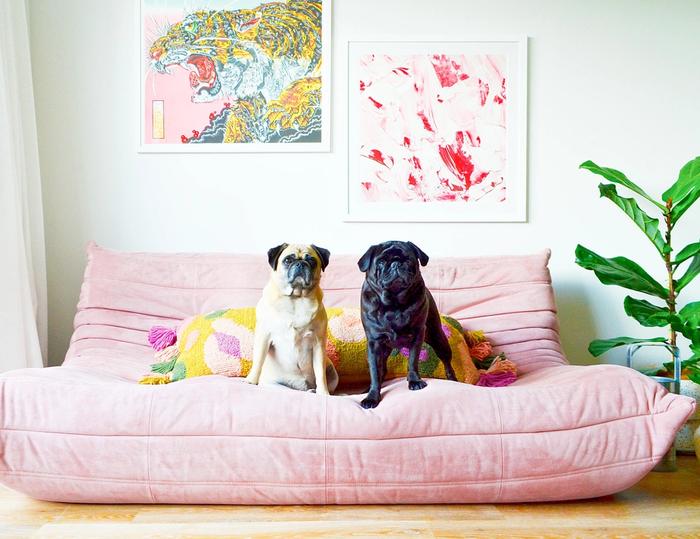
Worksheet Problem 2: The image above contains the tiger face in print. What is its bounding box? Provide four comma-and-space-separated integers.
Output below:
147, 0, 323, 144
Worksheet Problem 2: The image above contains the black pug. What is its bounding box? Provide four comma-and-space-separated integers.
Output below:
357, 241, 457, 408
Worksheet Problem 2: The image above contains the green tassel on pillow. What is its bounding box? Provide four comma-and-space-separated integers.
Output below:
150, 356, 178, 374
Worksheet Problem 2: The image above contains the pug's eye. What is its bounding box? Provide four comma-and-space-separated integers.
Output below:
377, 260, 385, 268
283, 256, 295, 265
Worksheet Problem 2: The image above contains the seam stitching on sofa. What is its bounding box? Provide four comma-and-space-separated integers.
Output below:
0, 409, 679, 440
91, 249, 547, 265
0, 455, 659, 487
146, 391, 156, 503
69, 336, 158, 348
82, 276, 552, 293
73, 323, 152, 333
78, 306, 183, 320
456, 309, 558, 322
494, 390, 505, 502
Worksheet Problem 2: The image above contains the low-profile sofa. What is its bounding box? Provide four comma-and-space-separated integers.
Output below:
0, 243, 694, 504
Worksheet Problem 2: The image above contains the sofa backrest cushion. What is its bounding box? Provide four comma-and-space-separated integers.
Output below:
65, 243, 567, 375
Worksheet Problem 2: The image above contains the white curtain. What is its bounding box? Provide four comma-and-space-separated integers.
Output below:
0, 0, 47, 370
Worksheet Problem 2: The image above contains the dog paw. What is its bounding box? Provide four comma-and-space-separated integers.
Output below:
445, 369, 458, 382
408, 379, 427, 391
243, 375, 258, 385
360, 395, 380, 409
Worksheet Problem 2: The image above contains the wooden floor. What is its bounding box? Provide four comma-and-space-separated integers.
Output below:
1, 456, 699, 538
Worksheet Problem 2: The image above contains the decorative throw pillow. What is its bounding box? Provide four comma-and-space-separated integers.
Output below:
323, 308, 479, 385
139, 307, 515, 387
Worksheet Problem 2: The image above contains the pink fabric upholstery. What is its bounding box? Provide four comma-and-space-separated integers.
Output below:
67, 243, 566, 376
0, 243, 694, 504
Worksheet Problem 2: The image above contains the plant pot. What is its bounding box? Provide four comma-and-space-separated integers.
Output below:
677, 379, 700, 453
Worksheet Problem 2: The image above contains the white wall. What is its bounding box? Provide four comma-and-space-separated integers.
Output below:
28, 0, 700, 366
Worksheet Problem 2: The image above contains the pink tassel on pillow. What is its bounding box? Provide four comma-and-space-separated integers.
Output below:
148, 326, 177, 351
476, 370, 517, 387
476, 354, 518, 387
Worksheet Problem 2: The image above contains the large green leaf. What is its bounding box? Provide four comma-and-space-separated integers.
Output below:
676, 254, 700, 292
623, 296, 672, 327
580, 160, 665, 210
679, 301, 700, 329
689, 328, 700, 348
688, 366, 700, 385
664, 157, 700, 222
688, 354, 700, 384
677, 302, 700, 346
671, 189, 700, 223
588, 336, 667, 357
575, 245, 669, 299
673, 241, 700, 265
598, 184, 669, 255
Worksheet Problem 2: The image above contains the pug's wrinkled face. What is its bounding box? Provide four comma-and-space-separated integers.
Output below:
358, 241, 429, 293
267, 243, 330, 296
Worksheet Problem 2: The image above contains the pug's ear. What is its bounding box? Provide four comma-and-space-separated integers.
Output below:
407, 241, 429, 266
267, 243, 289, 270
311, 244, 331, 271
357, 244, 378, 273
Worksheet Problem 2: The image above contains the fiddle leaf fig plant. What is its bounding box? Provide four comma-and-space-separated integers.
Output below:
575, 156, 700, 383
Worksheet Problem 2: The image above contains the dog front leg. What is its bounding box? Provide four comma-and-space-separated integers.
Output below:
312, 337, 330, 395
407, 341, 428, 391
361, 341, 389, 409
245, 330, 270, 385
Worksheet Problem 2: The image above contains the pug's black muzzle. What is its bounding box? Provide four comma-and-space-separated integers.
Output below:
287, 260, 313, 288
378, 262, 414, 291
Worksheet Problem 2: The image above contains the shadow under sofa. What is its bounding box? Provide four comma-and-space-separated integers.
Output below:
0, 243, 694, 504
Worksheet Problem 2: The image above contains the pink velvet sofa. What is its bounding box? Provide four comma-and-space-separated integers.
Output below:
0, 243, 694, 504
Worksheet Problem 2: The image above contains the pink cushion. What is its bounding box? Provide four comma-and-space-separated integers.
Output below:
0, 243, 694, 504
0, 364, 693, 503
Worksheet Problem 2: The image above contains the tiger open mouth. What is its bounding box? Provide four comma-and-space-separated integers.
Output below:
186, 54, 218, 96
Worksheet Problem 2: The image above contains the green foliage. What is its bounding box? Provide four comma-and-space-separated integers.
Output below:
597, 184, 669, 255
673, 242, 700, 265
580, 160, 665, 210
577, 157, 700, 374
679, 302, 700, 330
663, 157, 700, 222
677, 254, 700, 293
688, 368, 700, 384
575, 245, 668, 299
588, 336, 667, 357
624, 296, 675, 327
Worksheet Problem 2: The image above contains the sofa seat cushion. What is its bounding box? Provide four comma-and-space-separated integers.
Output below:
0, 363, 693, 504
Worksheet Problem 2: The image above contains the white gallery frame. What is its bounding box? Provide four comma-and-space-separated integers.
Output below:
345, 37, 528, 222
137, 0, 332, 153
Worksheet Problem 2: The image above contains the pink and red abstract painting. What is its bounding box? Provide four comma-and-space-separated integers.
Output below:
347, 40, 526, 221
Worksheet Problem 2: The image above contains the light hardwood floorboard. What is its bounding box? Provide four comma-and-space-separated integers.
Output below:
0, 455, 698, 538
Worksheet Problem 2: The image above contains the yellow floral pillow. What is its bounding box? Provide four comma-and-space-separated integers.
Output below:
140, 307, 479, 386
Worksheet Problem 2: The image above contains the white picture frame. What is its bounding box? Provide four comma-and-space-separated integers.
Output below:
346, 37, 528, 222
138, 0, 331, 153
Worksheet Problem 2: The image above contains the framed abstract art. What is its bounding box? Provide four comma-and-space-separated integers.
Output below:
139, 0, 331, 152
347, 38, 527, 222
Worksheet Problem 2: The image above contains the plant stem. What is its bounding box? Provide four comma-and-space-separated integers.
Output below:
663, 200, 677, 351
